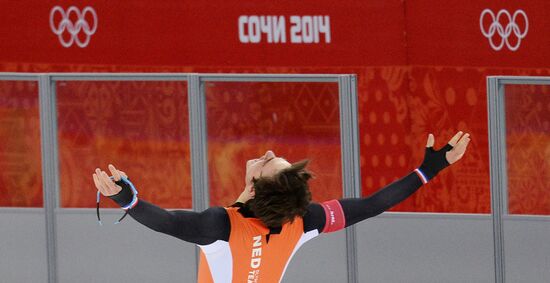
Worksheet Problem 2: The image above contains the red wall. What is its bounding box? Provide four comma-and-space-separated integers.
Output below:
1, 0, 548, 214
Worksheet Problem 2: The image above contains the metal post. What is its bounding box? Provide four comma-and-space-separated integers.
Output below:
188, 74, 210, 211
39, 75, 59, 283
487, 77, 506, 283
188, 74, 209, 282
338, 75, 361, 283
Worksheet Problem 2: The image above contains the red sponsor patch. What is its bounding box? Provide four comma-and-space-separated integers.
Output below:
320, 199, 345, 233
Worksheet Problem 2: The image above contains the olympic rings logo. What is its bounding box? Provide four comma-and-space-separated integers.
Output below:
49, 6, 98, 48
480, 9, 528, 52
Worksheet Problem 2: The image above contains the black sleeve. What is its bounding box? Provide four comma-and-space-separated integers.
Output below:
303, 171, 423, 232
339, 172, 422, 227
335, 142, 454, 227
126, 200, 230, 245
303, 202, 326, 233
108, 179, 230, 245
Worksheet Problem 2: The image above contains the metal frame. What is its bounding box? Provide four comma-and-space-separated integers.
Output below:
487, 76, 507, 283
487, 76, 550, 85
0, 73, 41, 80
338, 75, 361, 283
487, 76, 550, 283
188, 74, 208, 212
187, 74, 207, 282
198, 74, 342, 82
39, 76, 60, 283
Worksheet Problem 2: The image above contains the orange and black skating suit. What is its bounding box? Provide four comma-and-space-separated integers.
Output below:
112, 171, 425, 282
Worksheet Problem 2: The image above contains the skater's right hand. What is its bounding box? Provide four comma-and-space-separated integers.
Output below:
92, 164, 128, 197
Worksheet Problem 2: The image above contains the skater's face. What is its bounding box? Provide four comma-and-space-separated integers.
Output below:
245, 150, 291, 184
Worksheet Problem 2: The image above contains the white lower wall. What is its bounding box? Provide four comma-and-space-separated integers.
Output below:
504, 217, 550, 283
356, 213, 495, 283
282, 229, 348, 282
56, 210, 197, 283
6, 208, 549, 283
0, 209, 48, 283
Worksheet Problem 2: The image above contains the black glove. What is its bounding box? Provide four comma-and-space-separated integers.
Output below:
97, 177, 139, 225
418, 144, 453, 181
108, 177, 137, 208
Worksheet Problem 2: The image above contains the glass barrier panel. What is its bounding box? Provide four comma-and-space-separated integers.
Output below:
56, 80, 192, 208
205, 81, 342, 206
504, 84, 550, 215
0, 80, 43, 207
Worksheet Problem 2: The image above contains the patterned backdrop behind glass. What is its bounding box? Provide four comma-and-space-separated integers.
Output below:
504, 84, 550, 215
56, 81, 192, 208
0, 81, 42, 207
205, 82, 342, 206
